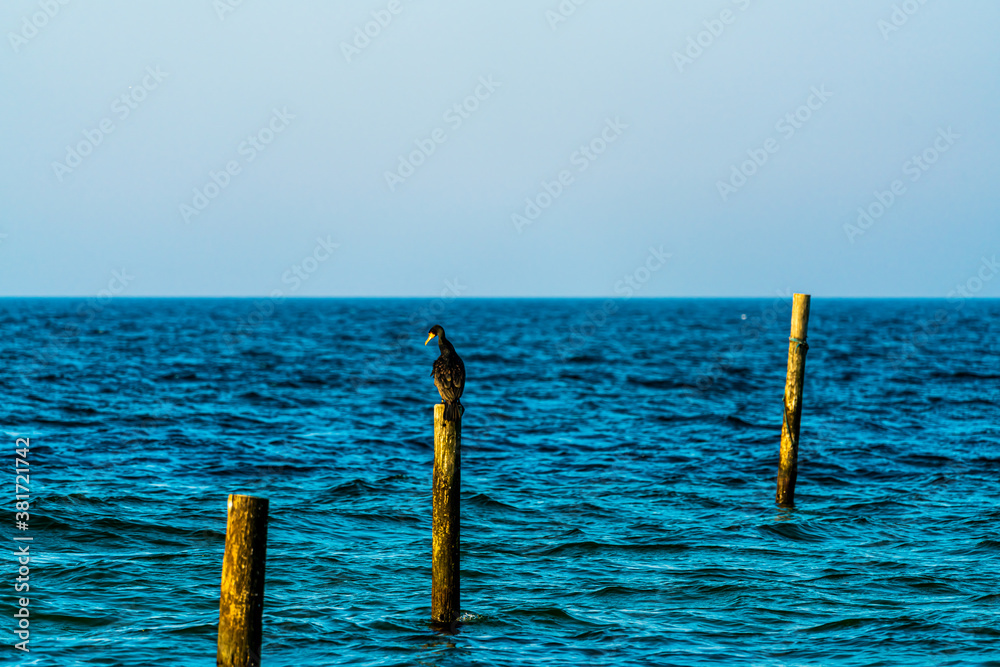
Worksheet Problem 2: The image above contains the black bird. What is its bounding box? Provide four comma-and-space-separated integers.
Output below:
425, 324, 465, 422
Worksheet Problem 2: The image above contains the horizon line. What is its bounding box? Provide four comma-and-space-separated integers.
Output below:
0, 295, 994, 300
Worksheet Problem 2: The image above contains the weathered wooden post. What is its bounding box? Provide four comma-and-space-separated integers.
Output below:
776, 293, 811, 506
432, 404, 461, 624
218, 494, 269, 667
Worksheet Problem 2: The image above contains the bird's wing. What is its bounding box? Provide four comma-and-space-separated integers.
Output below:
442, 358, 465, 399
433, 356, 465, 391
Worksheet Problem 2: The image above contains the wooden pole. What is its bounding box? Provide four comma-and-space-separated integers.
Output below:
218, 494, 269, 667
432, 404, 461, 624
776, 294, 811, 506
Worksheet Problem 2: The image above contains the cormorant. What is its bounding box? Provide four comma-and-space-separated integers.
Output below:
425, 324, 465, 422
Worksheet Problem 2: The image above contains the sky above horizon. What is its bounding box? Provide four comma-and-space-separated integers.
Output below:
1, 1, 998, 298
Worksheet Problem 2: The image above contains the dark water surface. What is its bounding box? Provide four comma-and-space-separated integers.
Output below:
1, 298, 998, 666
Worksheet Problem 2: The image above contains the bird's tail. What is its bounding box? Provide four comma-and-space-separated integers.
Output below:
443, 401, 464, 423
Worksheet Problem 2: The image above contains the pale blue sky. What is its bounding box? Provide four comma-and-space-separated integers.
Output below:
1, 1, 997, 297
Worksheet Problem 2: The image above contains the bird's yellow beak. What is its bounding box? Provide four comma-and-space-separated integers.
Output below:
424, 332, 436, 346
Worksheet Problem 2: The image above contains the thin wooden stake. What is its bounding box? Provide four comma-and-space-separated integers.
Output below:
218, 494, 269, 667
777, 294, 811, 506
432, 404, 461, 624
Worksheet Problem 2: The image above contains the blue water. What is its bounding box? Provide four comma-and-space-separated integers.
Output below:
2, 298, 999, 666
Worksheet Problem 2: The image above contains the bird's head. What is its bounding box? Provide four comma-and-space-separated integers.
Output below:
424, 324, 445, 346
